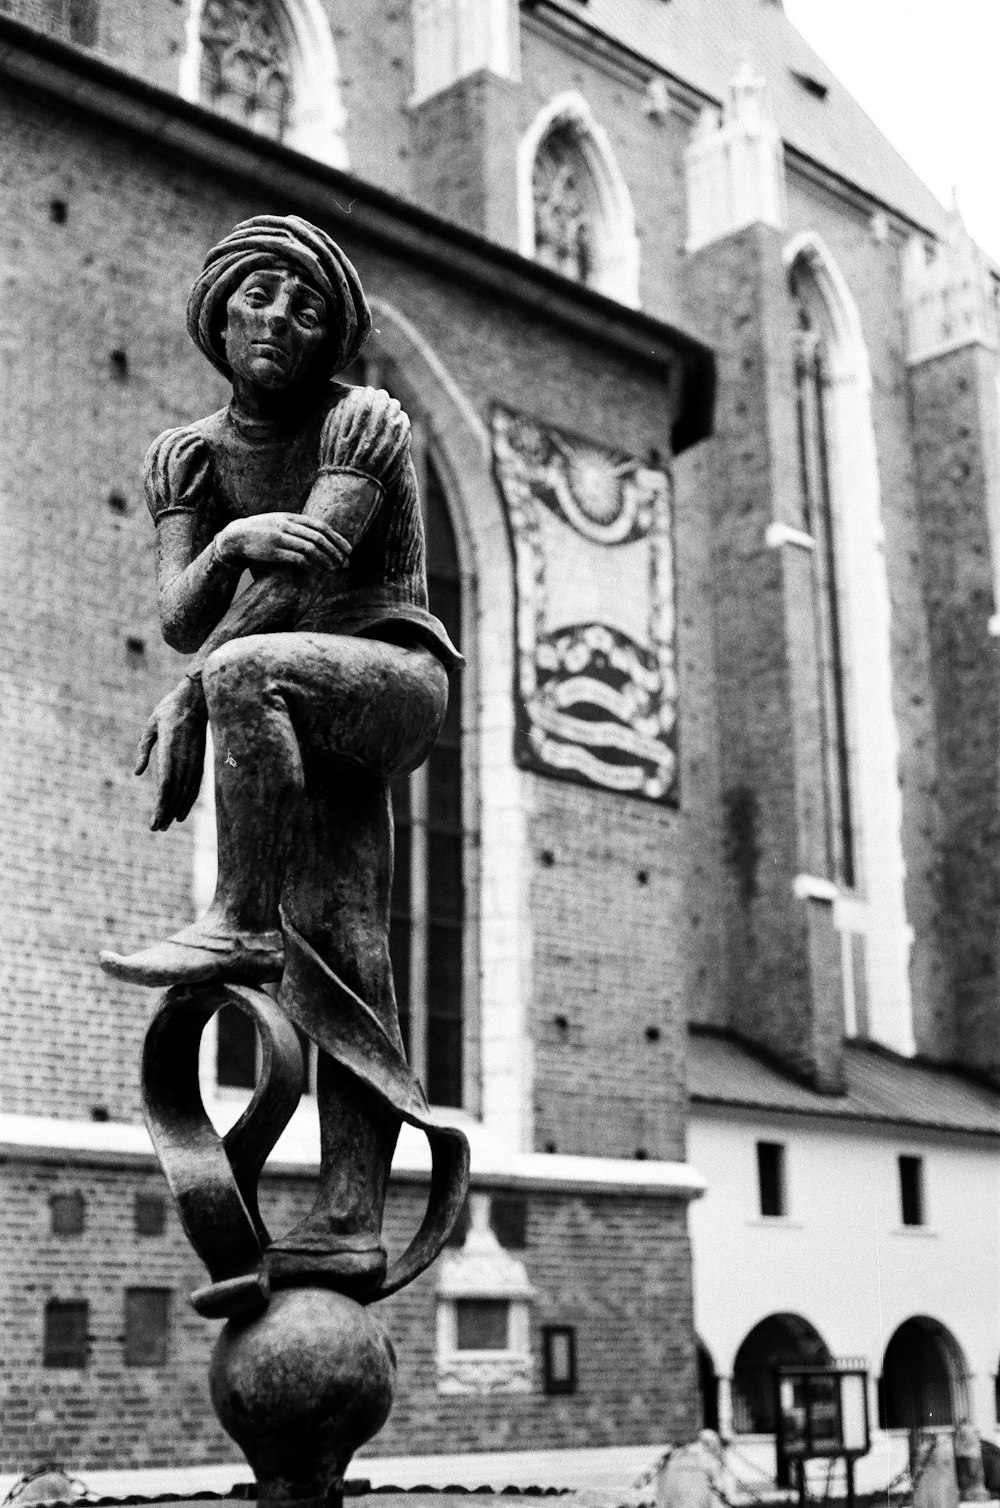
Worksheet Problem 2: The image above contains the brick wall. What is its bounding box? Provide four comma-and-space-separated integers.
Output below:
681, 221, 845, 1091
0, 71, 708, 1131
528, 779, 688, 1161
909, 341, 1000, 1075
409, 72, 521, 247
0, 1155, 696, 1468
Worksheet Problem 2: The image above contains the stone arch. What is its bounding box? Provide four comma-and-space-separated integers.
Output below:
732, 1312, 832, 1434
785, 230, 913, 1055
881, 1316, 970, 1429
364, 300, 532, 1151
517, 91, 640, 306
178, 0, 348, 168
194, 304, 530, 1144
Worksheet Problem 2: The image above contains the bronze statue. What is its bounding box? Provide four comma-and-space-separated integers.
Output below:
101, 217, 469, 1505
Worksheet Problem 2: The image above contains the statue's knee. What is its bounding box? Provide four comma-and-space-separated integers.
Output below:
202, 639, 269, 712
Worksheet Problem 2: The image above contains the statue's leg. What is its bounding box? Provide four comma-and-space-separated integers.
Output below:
259, 637, 448, 1296
100, 632, 446, 992
268, 770, 402, 1294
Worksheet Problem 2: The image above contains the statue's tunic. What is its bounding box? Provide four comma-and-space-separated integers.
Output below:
144, 382, 461, 670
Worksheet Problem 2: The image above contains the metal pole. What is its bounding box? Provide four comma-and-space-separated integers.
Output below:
846, 1457, 856, 1508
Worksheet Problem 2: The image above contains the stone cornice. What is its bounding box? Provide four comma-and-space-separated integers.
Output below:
0, 1113, 706, 1198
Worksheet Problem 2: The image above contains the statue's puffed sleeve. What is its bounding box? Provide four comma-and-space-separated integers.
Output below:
146, 426, 240, 654
145, 426, 214, 524
318, 387, 412, 491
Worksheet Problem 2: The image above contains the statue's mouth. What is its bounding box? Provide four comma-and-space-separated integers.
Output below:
252, 341, 288, 360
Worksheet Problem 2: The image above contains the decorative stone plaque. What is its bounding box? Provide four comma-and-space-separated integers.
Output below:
492, 406, 678, 804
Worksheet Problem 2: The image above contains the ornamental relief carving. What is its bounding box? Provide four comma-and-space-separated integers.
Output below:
437, 1353, 534, 1396
492, 407, 678, 805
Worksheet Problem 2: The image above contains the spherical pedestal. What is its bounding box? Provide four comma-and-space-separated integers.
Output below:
209, 1286, 396, 1507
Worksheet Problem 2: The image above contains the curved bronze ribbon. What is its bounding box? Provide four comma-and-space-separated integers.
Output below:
141, 938, 470, 1318
278, 922, 470, 1301
141, 982, 304, 1318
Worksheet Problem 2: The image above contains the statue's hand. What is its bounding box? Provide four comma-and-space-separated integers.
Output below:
135, 680, 208, 831
216, 513, 351, 572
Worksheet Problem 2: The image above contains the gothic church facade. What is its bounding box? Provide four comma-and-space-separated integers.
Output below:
2, 0, 1000, 1476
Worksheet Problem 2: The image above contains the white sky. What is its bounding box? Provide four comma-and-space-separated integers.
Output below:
782, 0, 1000, 259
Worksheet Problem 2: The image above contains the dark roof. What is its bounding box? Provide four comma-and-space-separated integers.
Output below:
688, 1028, 1000, 1137
543, 0, 949, 237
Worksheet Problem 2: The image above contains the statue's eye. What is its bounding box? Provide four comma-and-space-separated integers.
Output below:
244, 287, 268, 304
296, 305, 322, 328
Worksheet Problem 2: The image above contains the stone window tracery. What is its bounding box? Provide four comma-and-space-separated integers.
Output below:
531, 125, 595, 286
199, 0, 293, 142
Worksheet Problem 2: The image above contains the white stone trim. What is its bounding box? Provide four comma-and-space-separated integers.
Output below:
685, 64, 786, 254
192, 725, 217, 919
435, 1194, 533, 1394
785, 231, 915, 1057
178, 0, 349, 169
903, 214, 999, 366
793, 873, 838, 903
369, 300, 490, 461
517, 90, 640, 307
766, 521, 815, 552
410, 0, 520, 107
0, 1114, 706, 1196
988, 613, 1000, 638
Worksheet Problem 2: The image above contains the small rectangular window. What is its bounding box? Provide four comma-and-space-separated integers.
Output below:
134, 1193, 166, 1237
50, 1192, 85, 1236
491, 1196, 528, 1250
899, 1155, 925, 1226
757, 1141, 787, 1217
791, 69, 829, 101
455, 1299, 509, 1351
124, 1288, 170, 1366
44, 1300, 89, 1368
543, 1325, 577, 1395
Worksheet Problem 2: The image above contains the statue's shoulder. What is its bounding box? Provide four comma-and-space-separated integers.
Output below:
319, 384, 411, 487
143, 412, 225, 521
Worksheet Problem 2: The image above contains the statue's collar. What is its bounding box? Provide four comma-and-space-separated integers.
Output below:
225, 400, 304, 443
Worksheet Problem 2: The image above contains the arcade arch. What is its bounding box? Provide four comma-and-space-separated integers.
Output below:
880, 1317, 969, 1429
732, 1313, 832, 1435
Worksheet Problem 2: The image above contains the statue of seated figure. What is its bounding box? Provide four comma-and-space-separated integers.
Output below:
101, 215, 463, 1296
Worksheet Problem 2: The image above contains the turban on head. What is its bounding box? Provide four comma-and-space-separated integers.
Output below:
186, 214, 372, 380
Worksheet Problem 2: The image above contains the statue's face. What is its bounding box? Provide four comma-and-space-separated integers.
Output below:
223, 267, 329, 389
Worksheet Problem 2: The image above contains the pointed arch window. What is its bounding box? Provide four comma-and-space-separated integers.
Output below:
532, 125, 595, 286
199, 0, 293, 141
390, 454, 465, 1108
201, 408, 469, 1110
785, 233, 914, 1053
792, 276, 856, 890
520, 94, 640, 305
180, 0, 348, 166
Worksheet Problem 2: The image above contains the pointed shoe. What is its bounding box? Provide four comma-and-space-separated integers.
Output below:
99, 925, 284, 987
